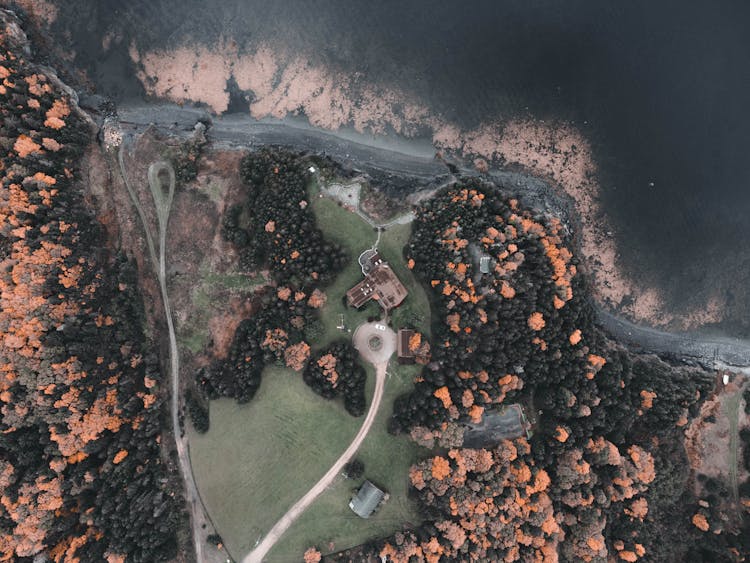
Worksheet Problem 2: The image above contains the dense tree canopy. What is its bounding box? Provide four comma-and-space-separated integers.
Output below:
223, 148, 347, 287
0, 21, 179, 561
303, 341, 367, 417
350, 182, 725, 562
202, 149, 366, 414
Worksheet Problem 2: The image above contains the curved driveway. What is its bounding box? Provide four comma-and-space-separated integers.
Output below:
244, 323, 395, 563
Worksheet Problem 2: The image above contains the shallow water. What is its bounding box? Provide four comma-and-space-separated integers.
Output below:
45, 0, 750, 333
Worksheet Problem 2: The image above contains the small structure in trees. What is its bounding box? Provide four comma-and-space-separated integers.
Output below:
397, 328, 416, 364
346, 261, 408, 310
462, 404, 530, 448
348, 480, 387, 518
479, 254, 492, 274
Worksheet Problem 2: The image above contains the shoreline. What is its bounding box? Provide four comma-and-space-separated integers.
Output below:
115, 102, 453, 180
107, 101, 750, 371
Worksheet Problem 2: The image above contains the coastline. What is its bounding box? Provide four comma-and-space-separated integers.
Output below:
14, 0, 750, 339
107, 101, 750, 371
115, 102, 451, 181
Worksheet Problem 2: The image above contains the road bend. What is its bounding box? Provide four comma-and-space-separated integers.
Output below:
243, 362, 387, 563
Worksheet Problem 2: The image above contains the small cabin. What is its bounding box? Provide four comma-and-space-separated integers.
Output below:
479, 255, 491, 274
348, 480, 386, 519
397, 328, 416, 364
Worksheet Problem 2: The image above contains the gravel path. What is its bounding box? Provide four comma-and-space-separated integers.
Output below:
596, 310, 750, 370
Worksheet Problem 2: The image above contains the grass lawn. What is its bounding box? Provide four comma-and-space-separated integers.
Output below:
309, 178, 380, 348
188, 366, 359, 559
266, 362, 427, 562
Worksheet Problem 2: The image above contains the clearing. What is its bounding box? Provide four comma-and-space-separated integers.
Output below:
189, 168, 432, 560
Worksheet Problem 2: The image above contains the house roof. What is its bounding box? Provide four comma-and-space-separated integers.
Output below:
346, 277, 377, 308
346, 263, 407, 310
348, 480, 385, 519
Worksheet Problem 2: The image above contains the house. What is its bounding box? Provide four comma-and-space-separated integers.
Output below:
349, 480, 386, 519
346, 262, 408, 311
397, 328, 416, 364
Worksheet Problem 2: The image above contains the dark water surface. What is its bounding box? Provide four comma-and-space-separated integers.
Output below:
43, 0, 750, 332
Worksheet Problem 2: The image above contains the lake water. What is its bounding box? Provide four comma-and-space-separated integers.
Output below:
46, 0, 750, 334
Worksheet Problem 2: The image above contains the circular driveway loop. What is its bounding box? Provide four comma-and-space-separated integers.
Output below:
353, 322, 396, 366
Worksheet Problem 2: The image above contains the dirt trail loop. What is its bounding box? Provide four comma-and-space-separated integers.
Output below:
118, 146, 207, 563
244, 323, 395, 563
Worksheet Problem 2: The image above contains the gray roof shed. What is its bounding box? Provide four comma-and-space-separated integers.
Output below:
348, 480, 385, 519
479, 255, 492, 274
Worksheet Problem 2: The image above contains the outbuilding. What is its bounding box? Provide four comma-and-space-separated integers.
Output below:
397, 328, 416, 364
479, 255, 492, 274
348, 480, 386, 519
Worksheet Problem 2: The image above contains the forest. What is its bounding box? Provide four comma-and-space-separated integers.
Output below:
0, 21, 180, 562
197, 149, 368, 416
326, 183, 748, 562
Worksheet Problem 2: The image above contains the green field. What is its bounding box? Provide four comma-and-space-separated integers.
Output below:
266, 363, 426, 562
188, 367, 359, 558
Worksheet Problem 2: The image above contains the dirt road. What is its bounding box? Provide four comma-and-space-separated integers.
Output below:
243, 359, 388, 563
117, 145, 208, 563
